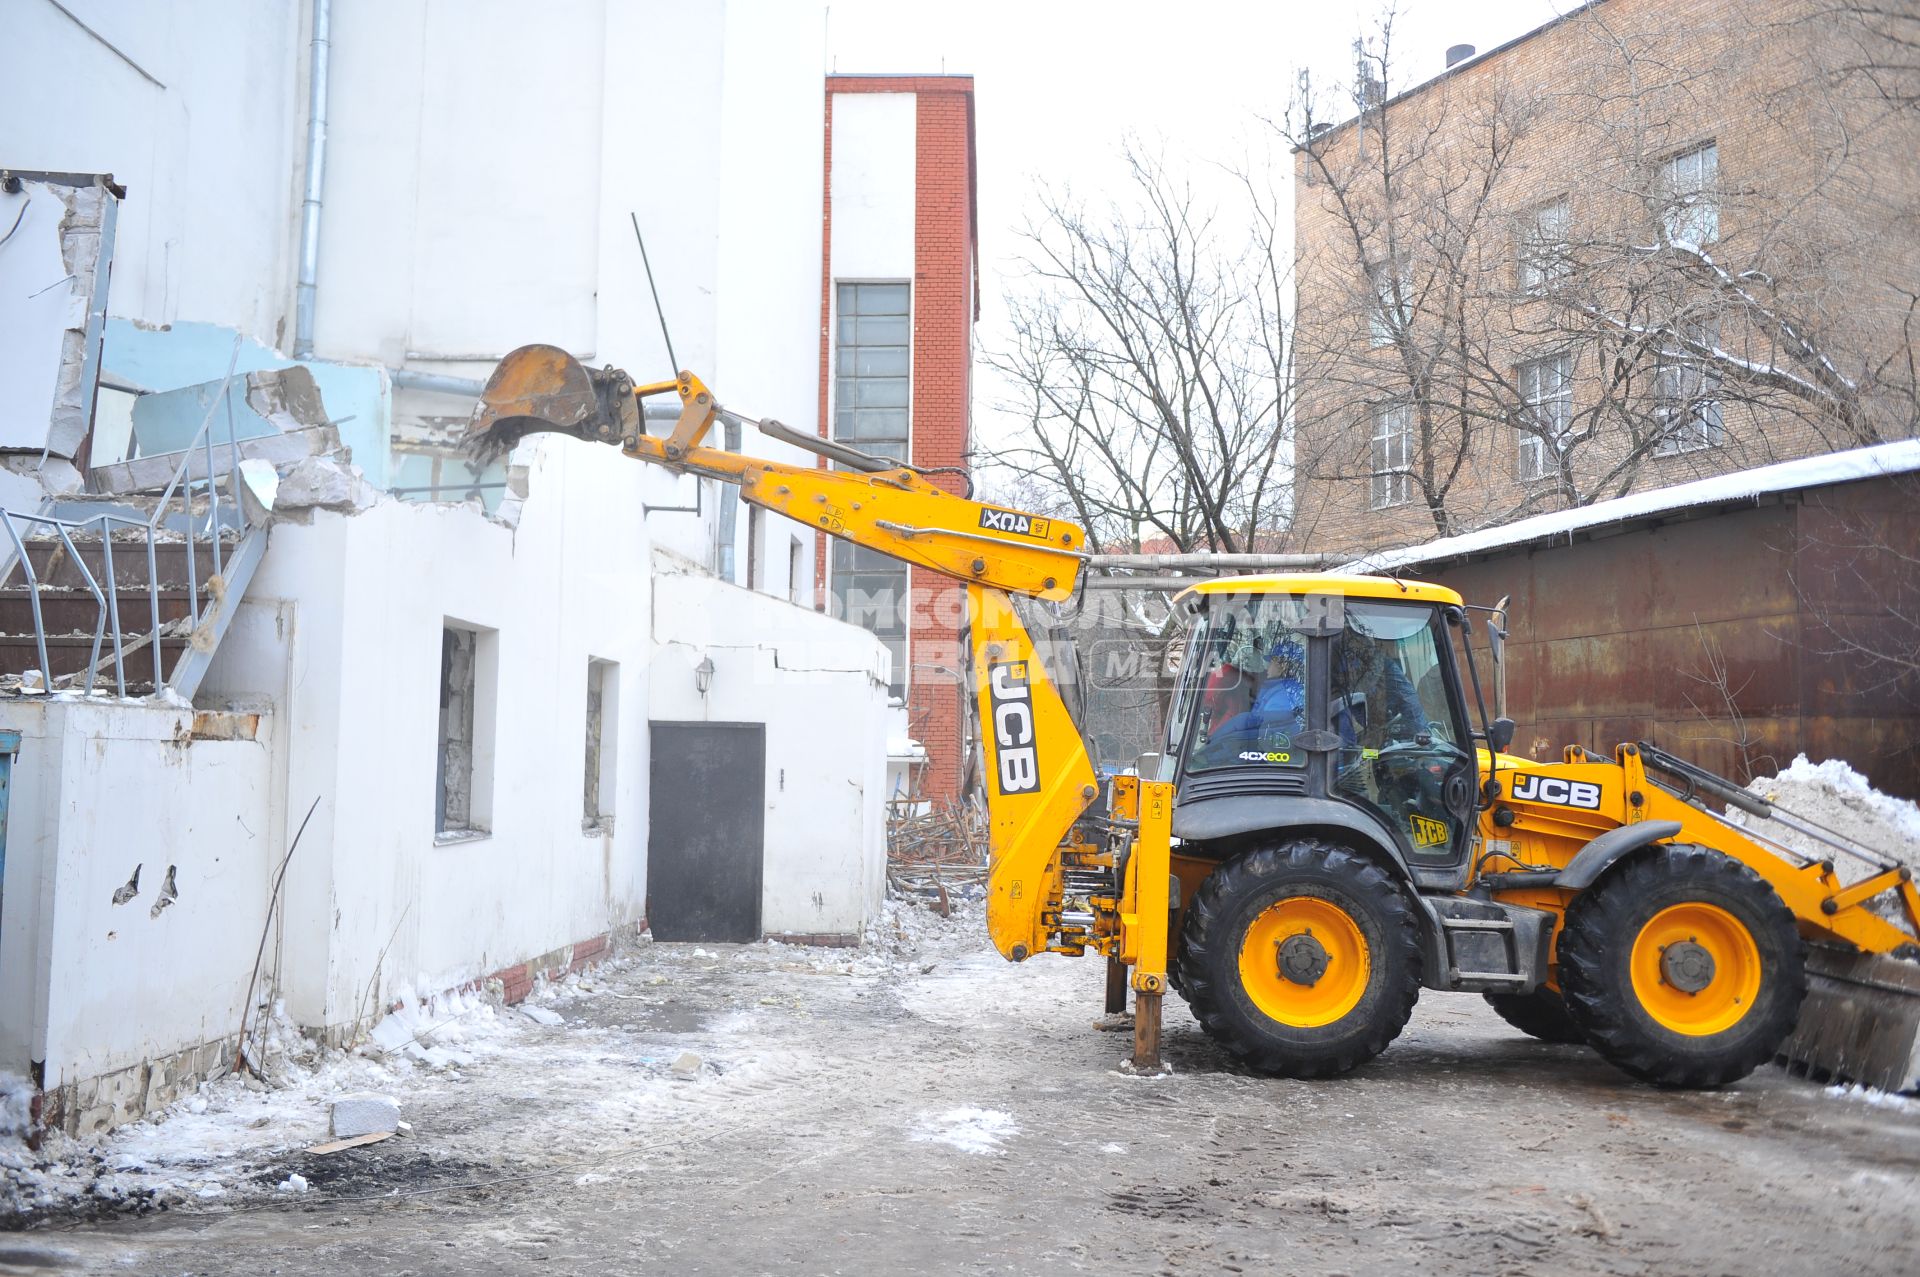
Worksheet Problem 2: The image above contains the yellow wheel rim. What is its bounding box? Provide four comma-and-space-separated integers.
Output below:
1628, 902, 1763, 1036
1237, 896, 1371, 1028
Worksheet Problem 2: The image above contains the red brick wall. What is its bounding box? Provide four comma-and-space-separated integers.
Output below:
820, 76, 978, 806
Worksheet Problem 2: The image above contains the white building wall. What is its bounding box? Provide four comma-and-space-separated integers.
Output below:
829, 93, 918, 282
649, 571, 890, 936
0, 1, 301, 347
0, 702, 277, 1105
201, 437, 656, 1027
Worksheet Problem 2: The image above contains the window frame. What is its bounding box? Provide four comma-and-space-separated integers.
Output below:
1370, 402, 1414, 510
1368, 260, 1411, 348
1659, 141, 1720, 246
829, 280, 914, 697
1516, 352, 1574, 483
1517, 195, 1572, 294
1653, 318, 1726, 456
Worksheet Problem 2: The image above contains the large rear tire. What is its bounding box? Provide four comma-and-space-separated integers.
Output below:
1559, 845, 1806, 1088
1483, 987, 1586, 1045
1177, 839, 1421, 1078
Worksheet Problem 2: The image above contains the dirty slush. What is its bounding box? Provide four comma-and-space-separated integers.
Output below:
5, 899, 1919, 1276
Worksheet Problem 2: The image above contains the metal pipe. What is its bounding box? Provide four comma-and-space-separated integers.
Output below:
293, 0, 331, 358
389, 368, 485, 397
1086, 553, 1331, 571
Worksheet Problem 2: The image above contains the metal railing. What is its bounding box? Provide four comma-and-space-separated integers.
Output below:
0, 341, 249, 697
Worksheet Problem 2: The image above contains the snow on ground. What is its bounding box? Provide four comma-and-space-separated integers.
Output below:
1, 898, 974, 1223
910, 1107, 1019, 1155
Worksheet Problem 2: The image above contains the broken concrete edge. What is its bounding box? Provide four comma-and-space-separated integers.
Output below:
767, 932, 862, 948
18, 920, 644, 1142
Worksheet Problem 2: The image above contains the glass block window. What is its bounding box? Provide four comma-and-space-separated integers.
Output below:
831, 282, 913, 699
834, 282, 911, 462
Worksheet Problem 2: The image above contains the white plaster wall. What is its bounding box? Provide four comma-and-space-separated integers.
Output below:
0, 1, 301, 346
650, 571, 890, 935
315, 0, 605, 368
829, 93, 917, 282
0, 701, 278, 1086
202, 436, 656, 1027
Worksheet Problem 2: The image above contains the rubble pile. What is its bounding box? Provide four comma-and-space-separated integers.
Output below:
886, 798, 987, 912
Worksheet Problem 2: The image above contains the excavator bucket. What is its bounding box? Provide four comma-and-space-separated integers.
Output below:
464, 343, 642, 459
1782, 946, 1920, 1092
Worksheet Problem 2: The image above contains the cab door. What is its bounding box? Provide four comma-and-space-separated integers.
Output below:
1326, 601, 1476, 871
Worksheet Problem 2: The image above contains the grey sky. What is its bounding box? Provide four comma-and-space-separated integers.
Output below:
823, 0, 1568, 452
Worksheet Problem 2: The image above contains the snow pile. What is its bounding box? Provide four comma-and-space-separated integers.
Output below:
911, 1106, 1018, 1155
1734, 756, 1920, 878
1730, 756, 1920, 933
2, 989, 529, 1223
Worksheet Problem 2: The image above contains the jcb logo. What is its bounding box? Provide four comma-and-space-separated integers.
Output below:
979, 508, 1052, 540
1510, 773, 1602, 810
1410, 814, 1450, 847
988, 661, 1040, 795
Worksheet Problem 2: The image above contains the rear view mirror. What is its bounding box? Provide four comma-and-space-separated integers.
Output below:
1488, 716, 1516, 754
1486, 594, 1510, 666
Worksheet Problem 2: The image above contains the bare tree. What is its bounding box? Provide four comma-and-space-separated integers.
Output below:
1283, 10, 1538, 538
1285, 0, 1920, 549
985, 144, 1296, 557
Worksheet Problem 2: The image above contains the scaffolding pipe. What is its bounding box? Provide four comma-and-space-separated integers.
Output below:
1086, 553, 1332, 572
293, 0, 331, 358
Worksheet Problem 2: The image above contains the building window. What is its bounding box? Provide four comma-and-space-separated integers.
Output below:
1660, 142, 1719, 246
582, 658, 618, 833
833, 542, 908, 701
1654, 320, 1726, 455
437, 622, 496, 839
1368, 261, 1410, 348
834, 282, 911, 462
1517, 353, 1573, 482
833, 281, 911, 695
788, 536, 802, 606
1370, 404, 1413, 509
1518, 196, 1571, 293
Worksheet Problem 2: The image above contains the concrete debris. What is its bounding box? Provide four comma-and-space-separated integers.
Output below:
274, 455, 377, 514
328, 1094, 399, 1140
519, 1004, 563, 1027
277, 1173, 309, 1193
244, 365, 329, 434
670, 1051, 703, 1077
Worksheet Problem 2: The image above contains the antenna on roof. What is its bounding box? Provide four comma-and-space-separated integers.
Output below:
629, 211, 680, 377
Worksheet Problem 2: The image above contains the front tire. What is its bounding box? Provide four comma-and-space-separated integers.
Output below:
1177, 839, 1421, 1078
1559, 845, 1806, 1088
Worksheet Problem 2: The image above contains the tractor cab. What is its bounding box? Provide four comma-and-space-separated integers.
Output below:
1163, 575, 1490, 887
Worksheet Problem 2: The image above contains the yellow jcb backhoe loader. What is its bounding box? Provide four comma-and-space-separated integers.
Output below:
469, 348, 1920, 1091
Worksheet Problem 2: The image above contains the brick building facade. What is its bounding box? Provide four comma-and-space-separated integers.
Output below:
818, 75, 979, 805
1290, 0, 1920, 557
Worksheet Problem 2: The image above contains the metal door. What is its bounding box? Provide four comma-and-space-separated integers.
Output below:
647, 721, 765, 942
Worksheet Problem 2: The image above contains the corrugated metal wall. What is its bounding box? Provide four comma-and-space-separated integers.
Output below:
1418, 474, 1920, 799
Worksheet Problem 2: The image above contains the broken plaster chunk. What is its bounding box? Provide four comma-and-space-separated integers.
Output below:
329, 1093, 400, 1139
670, 1051, 703, 1077
520, 1004, 563, 1027
274, 456, 376, 514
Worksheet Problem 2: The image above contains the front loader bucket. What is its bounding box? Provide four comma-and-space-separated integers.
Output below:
464, 344, 640, 459
1779, 945, 1920, 1092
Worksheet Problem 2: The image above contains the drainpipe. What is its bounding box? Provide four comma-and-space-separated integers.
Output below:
293, 0, 331, 358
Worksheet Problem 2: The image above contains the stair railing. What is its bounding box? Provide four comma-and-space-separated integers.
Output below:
0, 338, 249, 697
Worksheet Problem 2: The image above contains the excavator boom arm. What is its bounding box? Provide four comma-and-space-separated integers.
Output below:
468, 350, 1087, 602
